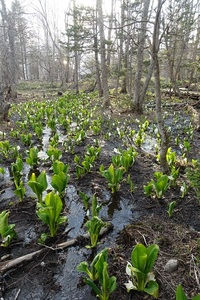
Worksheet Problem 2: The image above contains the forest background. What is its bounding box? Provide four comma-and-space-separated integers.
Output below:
0, 0, 199, 100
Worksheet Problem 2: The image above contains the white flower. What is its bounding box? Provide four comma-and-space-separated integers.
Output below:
146, 272, 155, 284
124, 280, 137, 292
125, 262, 132, 276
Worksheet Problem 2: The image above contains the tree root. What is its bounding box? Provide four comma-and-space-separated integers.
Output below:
0, 223, 113, 274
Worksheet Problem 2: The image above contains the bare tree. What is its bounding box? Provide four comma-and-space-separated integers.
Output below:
0, 0, 17, 98
152, 0, 169, 173
133, 0, 151, 114
92, 8, 103, 97
97, 0, 110, 107
163, 0, 198, 92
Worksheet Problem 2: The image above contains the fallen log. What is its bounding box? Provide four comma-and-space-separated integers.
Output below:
0, 223, 113, 274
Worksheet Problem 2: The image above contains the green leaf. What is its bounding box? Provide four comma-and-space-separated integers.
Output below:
36, 191, 66, 237
84, 278, 101, 296
37, 171, 48, 190
192, 295, 200, 300
144, 281, 159, 298
85, 216, 105, 248
144, 182, 153, 196
51, 172, 68, 194
28, 171, 47, 202
52, 160, 69, 174
131, 244, 148, 273
14, 181, 26, 201
108, 275, 117, 294
167, 201, 176, 217
176, 285, 188, 300
0, 211, 16, 247
76, 261, 92, 278
155, 175, 169, 193
0, 211, 9, 235
145, 244, 159, 273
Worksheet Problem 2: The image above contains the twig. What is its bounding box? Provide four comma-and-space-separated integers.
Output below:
14, 289, 21, 300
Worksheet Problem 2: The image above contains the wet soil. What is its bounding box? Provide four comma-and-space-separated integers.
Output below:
0, 94, 199, 300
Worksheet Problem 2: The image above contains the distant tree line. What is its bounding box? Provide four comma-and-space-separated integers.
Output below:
0, 0, 199, 108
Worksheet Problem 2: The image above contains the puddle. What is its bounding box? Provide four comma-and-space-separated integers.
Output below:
0, 167, 15, 201
0, 121, 151, 299
23, 224, 38, 246
38, 150, 48, 160
42, 126, 51, 152
141, 136, 157, 155
51, 185, 138, 300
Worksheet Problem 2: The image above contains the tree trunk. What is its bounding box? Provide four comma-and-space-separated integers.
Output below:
73, 0, 79, 94
92, 9, 103, 97
0, 88, 11, 122
0, 0, 17, 98
152, 0, 169, 173
106, 0, 114, 70
133, 0, 151, 114
97, 0, 110, 107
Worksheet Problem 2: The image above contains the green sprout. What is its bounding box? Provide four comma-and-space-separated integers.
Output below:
36, 191, 68, 238
77, 248, 117, 300
176, 284, 200, 300
125, 243, 159, 298
167, 201, 176, 217
144, 172, 169, 199
26, 147, 39, 168
47, 146, 62, 162
51, 171, 70, 198
11, 157, 23, 188
100, 164, 124, 193
28, 171, 48, 204
0, 210, 16, 247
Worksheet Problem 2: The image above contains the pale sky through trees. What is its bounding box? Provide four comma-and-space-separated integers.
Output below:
6, 0, 112, 32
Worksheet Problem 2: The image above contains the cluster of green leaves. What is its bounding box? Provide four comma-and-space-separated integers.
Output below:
51, 160, 70, 197
134, 120, 149, 147
90, 117, 102, 135
125, 243, 159, 298
77, 242, 160, 300
144, 172, 169, 199
186, 159, 200, 202
100, 164, 124, 193
20, 133, 33, 146
84, 195, 105, 248
100, 147, 137, 194
36, 191, 67, 239
0, 140, 14, 160
166, 147, 177, 168
33, 124, 43, 140
28, 171, 48, 204
11, 157, 23, 187
49, 133, 59, 147
79, 191, 90, 211
47, 146, 62, 162
26, 147, 39, 168
11, 157, 25, 202
47, 117, 57, 133
112, 147, 137, 173
0, 210, 16, 247
167, 201, 176, 217
77, 248, 117, 300
74, 145, 101, 179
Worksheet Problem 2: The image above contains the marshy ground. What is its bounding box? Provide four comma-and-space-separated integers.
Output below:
0, 90, 199, 300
